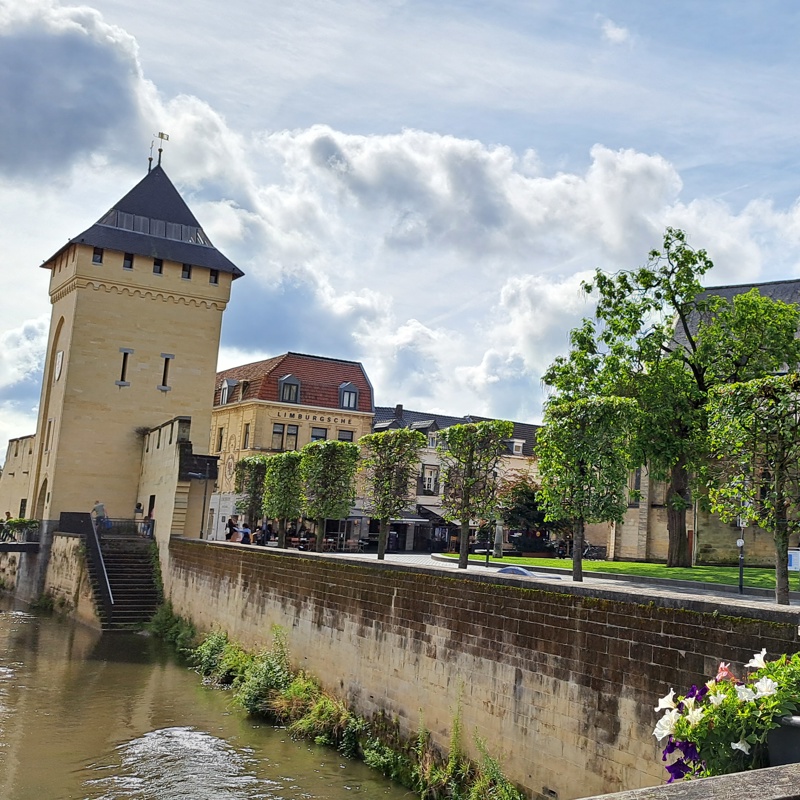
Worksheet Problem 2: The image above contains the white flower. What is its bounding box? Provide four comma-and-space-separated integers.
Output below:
731, 739, 751, 755
653, 709, 681, 741
708, 692, 725, 707
754, 677, 779, 698
655, 689, 677, 712
706, 679, 717, 690
685, 705, 705, 727
682, 696, 696, 711
735, 685, 757, 702
746, 648, 767, 670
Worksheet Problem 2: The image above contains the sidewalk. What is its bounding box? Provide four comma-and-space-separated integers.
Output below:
337, 549, 798, 608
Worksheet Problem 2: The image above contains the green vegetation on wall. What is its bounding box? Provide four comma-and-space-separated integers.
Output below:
188, 626, 525, 799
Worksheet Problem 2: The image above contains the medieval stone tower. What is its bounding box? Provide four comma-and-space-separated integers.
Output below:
27, 163, 243, 523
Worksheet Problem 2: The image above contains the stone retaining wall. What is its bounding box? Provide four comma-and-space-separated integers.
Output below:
165, 539, 800, 800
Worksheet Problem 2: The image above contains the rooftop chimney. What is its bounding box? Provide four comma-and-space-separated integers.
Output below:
394, 404, 403, 419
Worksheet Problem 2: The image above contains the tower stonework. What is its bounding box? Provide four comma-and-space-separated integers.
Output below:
27, 164, 243, 523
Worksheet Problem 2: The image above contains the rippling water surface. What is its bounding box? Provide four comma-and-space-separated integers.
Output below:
0, 598, 409, 800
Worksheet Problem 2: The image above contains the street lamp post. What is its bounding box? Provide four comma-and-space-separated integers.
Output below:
188, 462, 211, 539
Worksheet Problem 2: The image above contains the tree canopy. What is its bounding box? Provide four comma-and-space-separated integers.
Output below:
438, 419, 514, 569
234, 455, 270, 528
360, 428, 426, 560
497, 471, 546, 533
544, 227, 800, 566
262, 451, 304, 548
301, 440, 360, 550
536, 396, 638, 581
706, 375, 800, 605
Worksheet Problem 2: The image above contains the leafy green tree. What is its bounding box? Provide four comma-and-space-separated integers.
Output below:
301, 440, 360, 551
498, 472, 545, 533
360, 428, 427, 560
706, 375, 800, 605
262, 451, 304, 548
545, 228, 800, 567
234, 455, 270, 529
536, 396, 639, 581
438, 420, 514, 569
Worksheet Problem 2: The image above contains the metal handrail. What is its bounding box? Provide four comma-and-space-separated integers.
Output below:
88, 518, 115, 613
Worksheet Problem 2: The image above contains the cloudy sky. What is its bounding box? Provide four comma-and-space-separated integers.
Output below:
3, 0, 800, 450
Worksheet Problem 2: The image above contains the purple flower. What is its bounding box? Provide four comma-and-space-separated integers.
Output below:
677, 741, 700, 763
665, 759, 692, 783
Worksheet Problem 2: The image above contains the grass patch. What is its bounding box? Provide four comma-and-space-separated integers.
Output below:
440, 553, 784, 590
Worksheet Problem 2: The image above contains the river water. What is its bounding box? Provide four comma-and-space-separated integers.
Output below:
0, 598, 410, 800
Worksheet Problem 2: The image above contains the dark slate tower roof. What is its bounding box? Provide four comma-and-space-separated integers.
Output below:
45, 165, 244, 277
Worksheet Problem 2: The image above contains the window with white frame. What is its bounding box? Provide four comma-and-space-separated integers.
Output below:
339, 382, 358, 410
279, 374, 300, 403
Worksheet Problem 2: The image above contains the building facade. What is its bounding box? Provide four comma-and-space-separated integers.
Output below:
370, 405, 540, 552
207, 352, 375, 539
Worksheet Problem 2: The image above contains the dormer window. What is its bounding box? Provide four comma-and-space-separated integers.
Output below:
512, 440, 523, 455
220, 378, 238, 405
279, 374, 300, 404
339, 382, 358, 410
429, 434, 438, 449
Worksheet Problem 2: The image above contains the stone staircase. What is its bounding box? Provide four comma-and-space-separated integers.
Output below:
86, 532, 161, 631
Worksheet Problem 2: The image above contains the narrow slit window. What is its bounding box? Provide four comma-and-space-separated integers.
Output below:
181, 263, 192, 280
153, 258, 163, 275
243, 423, 250, 449
216, 427, 224, 452
209, 269, 219, 285
158, 354, 174, 392
123, 252, 134, 270
116, 348, 133, 387
92, 247, 104, 264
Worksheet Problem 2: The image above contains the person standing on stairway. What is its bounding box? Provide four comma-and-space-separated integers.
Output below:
91, 500, 108, 532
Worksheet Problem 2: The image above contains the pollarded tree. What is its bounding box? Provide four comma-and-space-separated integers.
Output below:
234, 455, 270, 529
360, 428, 427, 560
262, 451, 304, 549
545, 228, 800, 567
706, 375, 800, 605
536, 396, 639, 581
438, 420, 514, 570
301, 439, 360, 551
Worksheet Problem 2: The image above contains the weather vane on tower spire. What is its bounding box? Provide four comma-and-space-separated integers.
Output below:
148, 131, 170, 173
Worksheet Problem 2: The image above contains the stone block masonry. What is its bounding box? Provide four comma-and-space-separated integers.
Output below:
165, 539, 800, 800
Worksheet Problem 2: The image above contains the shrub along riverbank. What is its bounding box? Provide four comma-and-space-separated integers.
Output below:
149, 604, 524, 799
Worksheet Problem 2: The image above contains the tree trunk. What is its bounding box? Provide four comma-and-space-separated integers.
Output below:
316, 517, 325, 552
666, 460, 691, 567
458, 520, 470, 569
278, 518, 287, 549
493, 521, 503, 558
774, 504, 790, 606
377, 518, 390, 560
572, 519, 584, 582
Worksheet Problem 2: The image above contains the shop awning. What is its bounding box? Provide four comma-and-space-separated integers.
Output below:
417, 504, 448, 524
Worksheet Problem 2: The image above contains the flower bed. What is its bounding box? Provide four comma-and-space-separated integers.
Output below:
654, 649, 800, 780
